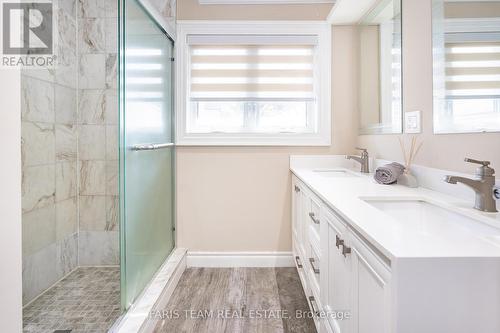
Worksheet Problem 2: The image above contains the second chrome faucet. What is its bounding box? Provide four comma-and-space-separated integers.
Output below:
444, 158, 498, 213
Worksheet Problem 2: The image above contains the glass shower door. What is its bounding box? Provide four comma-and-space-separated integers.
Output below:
119, 0, 175, 310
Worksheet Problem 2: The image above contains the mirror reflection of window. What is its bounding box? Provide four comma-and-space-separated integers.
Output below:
358, 0, 403, 135
433, 0, 500, 133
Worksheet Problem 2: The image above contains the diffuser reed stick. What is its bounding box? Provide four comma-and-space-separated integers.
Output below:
398, 136, 423, 174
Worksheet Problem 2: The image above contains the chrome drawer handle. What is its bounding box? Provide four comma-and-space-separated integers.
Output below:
336, 235, 344, 249
342, 244, 352, 257
308, 296, 319, 316
309, 258, 320, 274
308, 212, 320, 224
295, 256, 303, 268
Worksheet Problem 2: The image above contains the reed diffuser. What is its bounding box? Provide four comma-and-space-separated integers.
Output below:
397, 136, 423, 187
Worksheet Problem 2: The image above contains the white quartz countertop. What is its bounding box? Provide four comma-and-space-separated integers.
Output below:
290, 156, 500, 260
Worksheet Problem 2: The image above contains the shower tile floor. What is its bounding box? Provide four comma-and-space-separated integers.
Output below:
23, 267, 121, 333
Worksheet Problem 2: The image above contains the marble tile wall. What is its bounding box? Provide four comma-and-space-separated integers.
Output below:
21, 0, 119, 304
21, 0, 79, 304
146, 0, 176, 38
77, 0, 119, 266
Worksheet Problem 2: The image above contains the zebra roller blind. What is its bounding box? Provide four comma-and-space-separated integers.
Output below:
445, 39, 500, 99
187, 35, 318, 102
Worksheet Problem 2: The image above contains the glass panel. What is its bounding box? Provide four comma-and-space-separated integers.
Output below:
432, 0, 500, 133
119, 0, 175, 310
357, 0, 403, 134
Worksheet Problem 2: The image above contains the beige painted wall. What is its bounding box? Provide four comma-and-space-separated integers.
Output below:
176, 25, 358, 251
177, 0, 333, 21
357, 0, 500, 175
358, 25, 381, 128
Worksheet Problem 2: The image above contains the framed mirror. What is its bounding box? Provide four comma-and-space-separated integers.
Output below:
432, 0, 500, 134
358, 0, 403, 135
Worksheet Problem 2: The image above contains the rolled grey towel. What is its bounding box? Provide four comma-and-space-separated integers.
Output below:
374, 162, 405, 185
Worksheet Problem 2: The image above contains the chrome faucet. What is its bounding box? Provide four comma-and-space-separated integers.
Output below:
444, 158, 498, 213
346, 148, 370, 173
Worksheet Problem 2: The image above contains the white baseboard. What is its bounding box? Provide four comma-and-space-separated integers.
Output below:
187, 251, 294, 268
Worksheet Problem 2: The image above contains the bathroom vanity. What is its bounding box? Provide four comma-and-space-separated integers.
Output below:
290, 155, 500, 333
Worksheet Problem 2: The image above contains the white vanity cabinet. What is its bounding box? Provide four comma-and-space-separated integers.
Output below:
291, 156, 500, 333
292, 175, 391, 333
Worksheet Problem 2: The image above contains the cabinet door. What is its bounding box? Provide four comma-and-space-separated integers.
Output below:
322, 210, 351, 333
300, 188, 311, 258
292, 179, 301, 242
292, 180, 305, 255
349, 234, 391, 333
293, 180, 309, 258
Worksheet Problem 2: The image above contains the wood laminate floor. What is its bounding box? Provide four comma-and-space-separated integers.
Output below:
153, 268, 317, 333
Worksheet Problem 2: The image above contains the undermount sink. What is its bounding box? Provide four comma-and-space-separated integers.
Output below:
363, 198, 500, 239
312, 169, 359, 178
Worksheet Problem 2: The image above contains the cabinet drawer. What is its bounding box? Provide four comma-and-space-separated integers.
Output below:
308, 196, 321, 240
293, 236, 309, 291
308, 224, 321, 257
306, 290, 321, 333
293, 235, 305, 271
306, 242, 321, 296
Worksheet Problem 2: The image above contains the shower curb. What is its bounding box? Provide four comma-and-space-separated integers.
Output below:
110, 248, 187, 333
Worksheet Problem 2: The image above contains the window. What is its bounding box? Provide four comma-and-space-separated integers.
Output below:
176, 22, 331, 145
188, 40, 316, 134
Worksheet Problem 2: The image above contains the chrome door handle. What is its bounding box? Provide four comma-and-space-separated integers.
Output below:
294, 185, 301, 193
308, 296, 319, 316
308, 212, 320, 225
295, 256, 303, 268
131, 142, 174, 151
309, 258, 320, 274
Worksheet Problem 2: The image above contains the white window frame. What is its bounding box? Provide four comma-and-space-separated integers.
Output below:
175, 20, 332, 146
